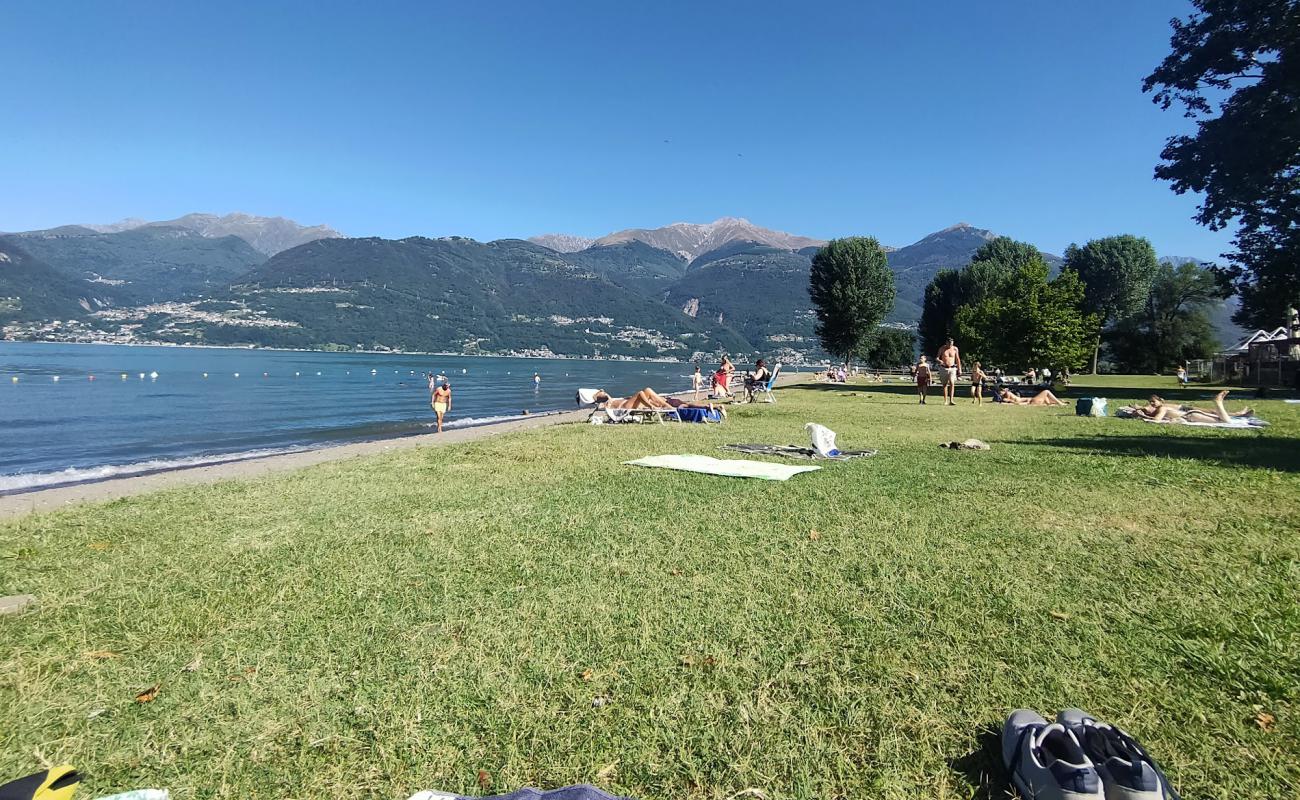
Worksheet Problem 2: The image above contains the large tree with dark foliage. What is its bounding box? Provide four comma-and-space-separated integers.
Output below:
862, 328, 916, 368
917, 237, 1034, 354
1063, 235, 1160, 373
808, 237, 895, 363
953, 257, 1096, 372
1107, 261, 1222, 373
1143, 0, 1300, 328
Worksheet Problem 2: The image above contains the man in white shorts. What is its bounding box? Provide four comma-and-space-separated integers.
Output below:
936, 337, 963, 406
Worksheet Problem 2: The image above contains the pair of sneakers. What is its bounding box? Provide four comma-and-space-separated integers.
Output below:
1001, 708, 1181, 800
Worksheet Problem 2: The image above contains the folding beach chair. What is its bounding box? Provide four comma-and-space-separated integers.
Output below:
745, 363, 781, 403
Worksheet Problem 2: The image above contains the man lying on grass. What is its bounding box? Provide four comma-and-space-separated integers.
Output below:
592, 386, 728, 418
1123, 390, 1253, 424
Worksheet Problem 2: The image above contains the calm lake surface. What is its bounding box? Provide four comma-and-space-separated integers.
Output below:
0, 342, 736, 492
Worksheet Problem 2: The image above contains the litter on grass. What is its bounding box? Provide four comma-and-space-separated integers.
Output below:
721, 444, 877, 460
939, 439, 991, 450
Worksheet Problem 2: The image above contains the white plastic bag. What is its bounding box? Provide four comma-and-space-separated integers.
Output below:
805, 423, 841, 457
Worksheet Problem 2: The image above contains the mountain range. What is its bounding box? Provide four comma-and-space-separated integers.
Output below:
532, 217, 825, 262
75, 212, 342, 255
0, 213, 1236, 360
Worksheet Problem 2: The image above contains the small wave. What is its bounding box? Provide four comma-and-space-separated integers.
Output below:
0, 446, 312, 493
436, 412, 555, 430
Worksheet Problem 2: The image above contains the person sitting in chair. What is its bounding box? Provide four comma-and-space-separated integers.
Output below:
744, 359, 771, 400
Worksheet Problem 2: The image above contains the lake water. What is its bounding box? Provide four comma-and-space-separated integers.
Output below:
0, 342, 731, 492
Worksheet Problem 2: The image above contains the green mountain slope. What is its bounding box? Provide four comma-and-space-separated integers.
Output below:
4, 226, 265, 303
563, 241, 689, 295
155, 237, 750, 357
0, 240, 113, 323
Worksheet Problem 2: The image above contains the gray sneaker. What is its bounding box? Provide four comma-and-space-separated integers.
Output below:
1002, 709, 1103, 799
1057, 708, 1180, 800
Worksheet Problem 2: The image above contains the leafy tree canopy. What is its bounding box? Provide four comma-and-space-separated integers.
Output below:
917, 237, 1034, 354
953, 258, 1097, 371
1144, 0, 1300, 328
808, 237, 896, 362
1107, 261, 1223, 372
861, 328, 916, 368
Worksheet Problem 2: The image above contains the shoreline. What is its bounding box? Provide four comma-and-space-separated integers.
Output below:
0, 374, 801, 521
0, 408, 592, 520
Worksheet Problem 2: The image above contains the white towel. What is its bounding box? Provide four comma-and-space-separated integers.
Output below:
623, 454, 820, 480
577, 388, 601, 405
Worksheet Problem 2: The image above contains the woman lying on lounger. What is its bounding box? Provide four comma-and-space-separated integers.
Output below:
996, 387, 1067, 406
592, 387, 727, 418
1126, 390, 1252, 423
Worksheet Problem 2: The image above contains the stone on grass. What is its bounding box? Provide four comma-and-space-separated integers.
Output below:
0, 594, 36, 616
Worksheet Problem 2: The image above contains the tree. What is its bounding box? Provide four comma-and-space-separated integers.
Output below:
1144, 0, 1300, 328
1063, 235, 1159, 373
916, 237, 1026, 354
1107, 261, 1223, 372
953, 258, 1096, 372
919, 269, 962, 357
808, 237, 895, 363
862, 328, 915, 368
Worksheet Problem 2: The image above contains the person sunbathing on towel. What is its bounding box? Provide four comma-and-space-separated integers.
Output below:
1128, 391, 1252, 423
593, 388, 727, 418
997, 387, 1067, 406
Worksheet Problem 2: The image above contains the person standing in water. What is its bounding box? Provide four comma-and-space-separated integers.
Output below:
936, 337, 963, 406
533, 372, 541, 389
432, 380, 452, 433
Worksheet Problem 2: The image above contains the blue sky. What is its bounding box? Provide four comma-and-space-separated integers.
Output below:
1, 0, 1230, 258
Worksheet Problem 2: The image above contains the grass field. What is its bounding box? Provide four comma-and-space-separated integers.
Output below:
2, 376, 1297, 799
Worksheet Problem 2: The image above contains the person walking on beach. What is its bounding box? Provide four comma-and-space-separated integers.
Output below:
915, 356, 932, 404
432, 380, 452, 433
691, 365, 704, 401
970, 361, 986, 405
936, 337, 962, 406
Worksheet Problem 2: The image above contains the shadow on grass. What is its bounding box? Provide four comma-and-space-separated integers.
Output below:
1024, 434, 1300, 473
949, 725, 1012, 800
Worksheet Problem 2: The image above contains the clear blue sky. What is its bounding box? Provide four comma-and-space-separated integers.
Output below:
1, 0, 1230, 258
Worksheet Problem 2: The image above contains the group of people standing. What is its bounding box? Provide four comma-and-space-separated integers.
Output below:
912, 338, 1067, 407
690, 355, 771, 401
913, 338, 967, 405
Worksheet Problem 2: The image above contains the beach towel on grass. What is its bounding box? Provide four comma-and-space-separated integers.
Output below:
721, 443, 877, 460
1140, 415, 1269, 429
623, 454, 820, 480
675, 406, 723, 423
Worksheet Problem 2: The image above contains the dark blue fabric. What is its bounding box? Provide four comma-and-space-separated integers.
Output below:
675, 407, 721, 423
470, 786, 632, 800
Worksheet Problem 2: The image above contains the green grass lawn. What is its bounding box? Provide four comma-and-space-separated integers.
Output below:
2, 376, 1297, 799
